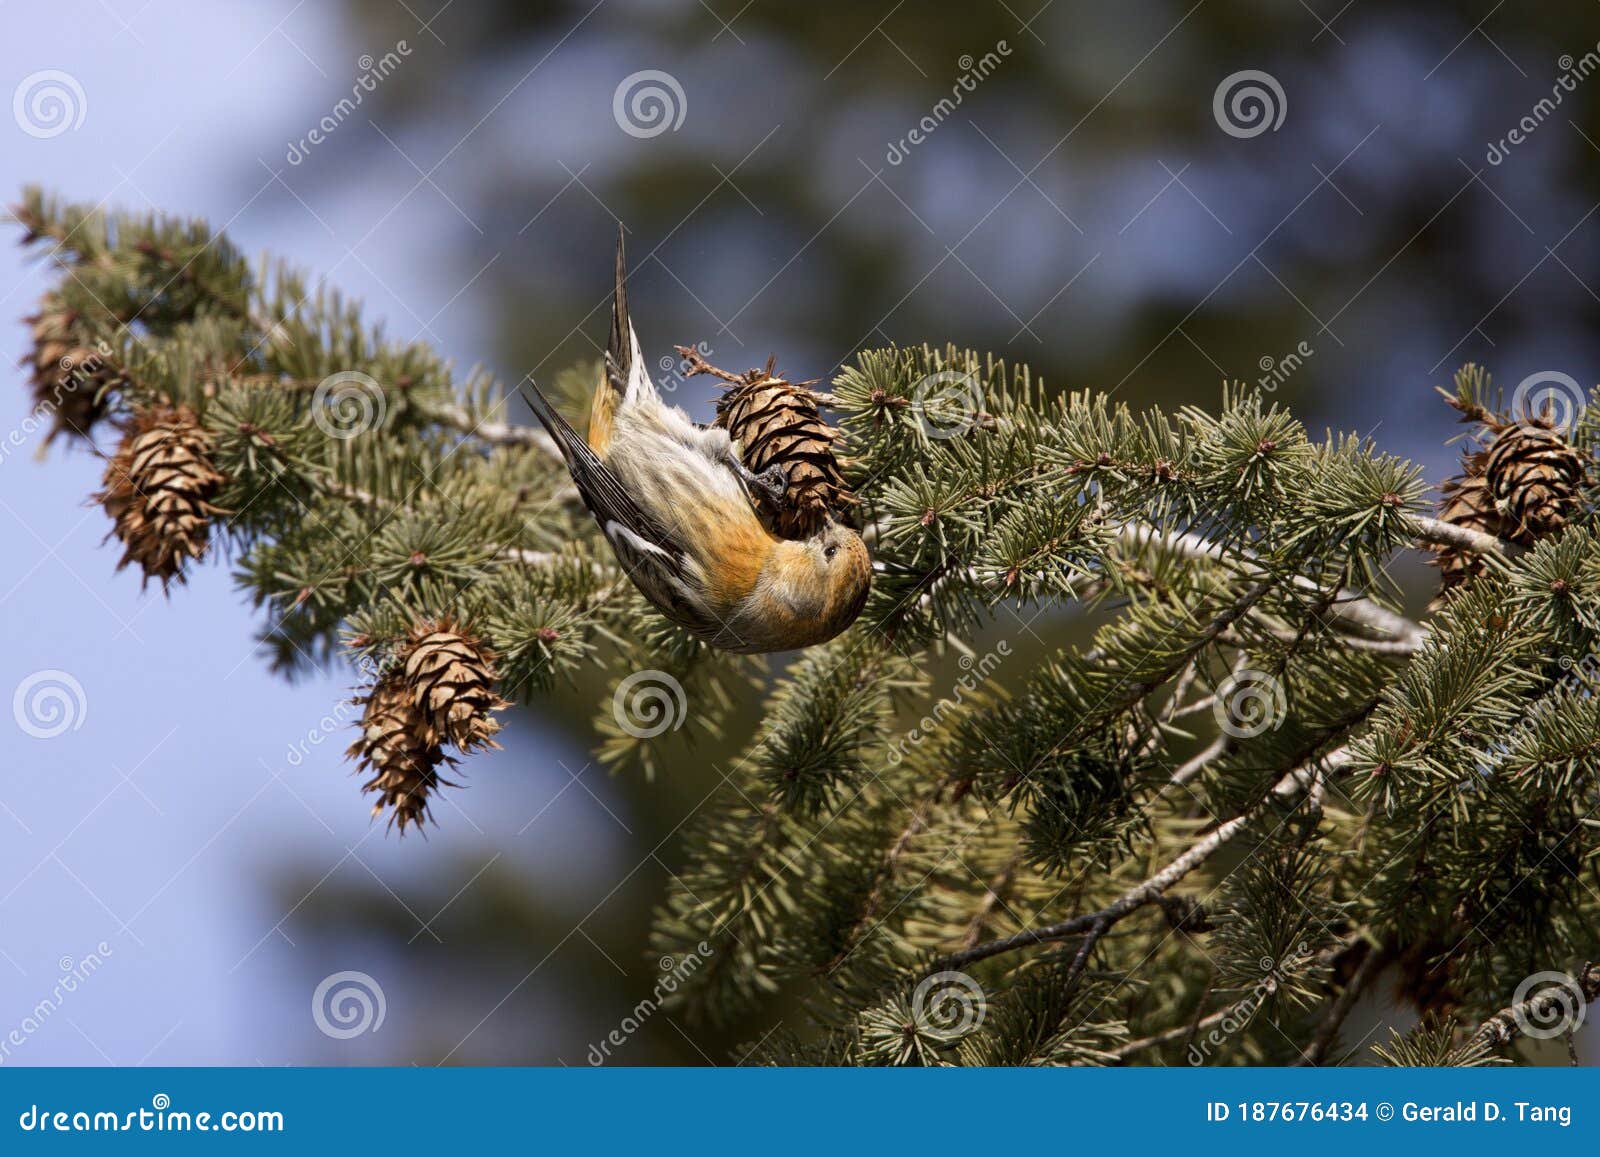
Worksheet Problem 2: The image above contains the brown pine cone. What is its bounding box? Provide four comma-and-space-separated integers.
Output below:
1429, 453, 1508, 601
1429, 372, 1592, 607
401, 619, 510, 753
96, 404, 223, 590
348, 672, 450, 833
1484, 417, 1585, 540
680, 347, 856, 538
21, 293, 121, 446
347, 622, 507, 832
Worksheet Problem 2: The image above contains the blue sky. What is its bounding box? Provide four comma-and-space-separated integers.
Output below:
0, 1, 626, 1066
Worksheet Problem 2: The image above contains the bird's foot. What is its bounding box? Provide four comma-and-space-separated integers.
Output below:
741, 463, 788, 503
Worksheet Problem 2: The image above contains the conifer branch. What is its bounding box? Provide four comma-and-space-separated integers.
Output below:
933, 748, 1348, 974
1115, 523, 1423, 644
424, 399, 556, 452
313, 477, 569, 569
1469, 963, 1600, 1051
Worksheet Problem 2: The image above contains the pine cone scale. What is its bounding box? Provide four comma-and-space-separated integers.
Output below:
348, 677, 451, 833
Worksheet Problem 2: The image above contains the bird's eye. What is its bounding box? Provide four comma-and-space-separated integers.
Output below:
824, 544, 838, 561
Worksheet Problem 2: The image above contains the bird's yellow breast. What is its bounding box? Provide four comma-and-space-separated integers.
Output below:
698, 515, 776, 605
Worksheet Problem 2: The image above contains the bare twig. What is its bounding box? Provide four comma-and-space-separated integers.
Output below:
1405, 512, 1518, 559
1231, 624, 1420, 656
1159, 659, 1202, 726
936, 772, 1300, 973
425, 400, 555, 453
1470, 963, 1600, 1051
1271, 746, 1351, 799
1165, 734, 1233, 792
936, 745, 1353, 976
1115, 523, 1424, 645
674, 344, 748, 385
1110, 999, 1246, 1062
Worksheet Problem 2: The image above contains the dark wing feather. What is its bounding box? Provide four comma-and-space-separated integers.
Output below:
518, 377, 682, 564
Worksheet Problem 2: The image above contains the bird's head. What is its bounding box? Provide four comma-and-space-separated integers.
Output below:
745, 520, 872, 650
808, 520, 872, 634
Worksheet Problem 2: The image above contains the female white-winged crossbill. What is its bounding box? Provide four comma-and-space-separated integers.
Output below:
519, 233, 871, 654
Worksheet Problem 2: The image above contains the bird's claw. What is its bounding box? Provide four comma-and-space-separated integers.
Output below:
757, 465, 788, 502
726, 450, 788, 503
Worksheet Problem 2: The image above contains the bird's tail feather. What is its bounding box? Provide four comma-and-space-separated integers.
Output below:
604, 225, 654, 405
607, 225, 629, 396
